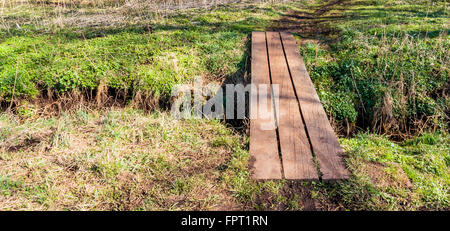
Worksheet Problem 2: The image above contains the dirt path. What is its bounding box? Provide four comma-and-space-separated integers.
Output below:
270, 0, 349, 44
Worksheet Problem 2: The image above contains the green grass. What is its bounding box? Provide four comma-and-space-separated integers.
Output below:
0, 1, 289, 105
0, 108, 306, 210
296, 0, 449, 134
325, 133, 449, 210
294, 0, 449, 211
0, 0, 449, 210
2, 0, 446, 135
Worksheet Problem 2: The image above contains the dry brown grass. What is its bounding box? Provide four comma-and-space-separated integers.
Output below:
0, 108, 311, 210
0, 108, 239, 210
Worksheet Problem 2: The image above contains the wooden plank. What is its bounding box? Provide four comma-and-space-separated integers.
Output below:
280, 32, 350, 180
249, 32, 282, 180
266, 32, 318, 180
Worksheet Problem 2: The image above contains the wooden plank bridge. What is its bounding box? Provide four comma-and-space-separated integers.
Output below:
249, 32, 350, 181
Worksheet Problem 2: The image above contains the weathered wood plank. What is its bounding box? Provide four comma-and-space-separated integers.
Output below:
266, 32, 318, 180
249, 32, 282, 180
280, 32, 350, 180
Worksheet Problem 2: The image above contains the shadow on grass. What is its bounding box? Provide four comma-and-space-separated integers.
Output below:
269, 0, 449, 44
0, 2, 280, 114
